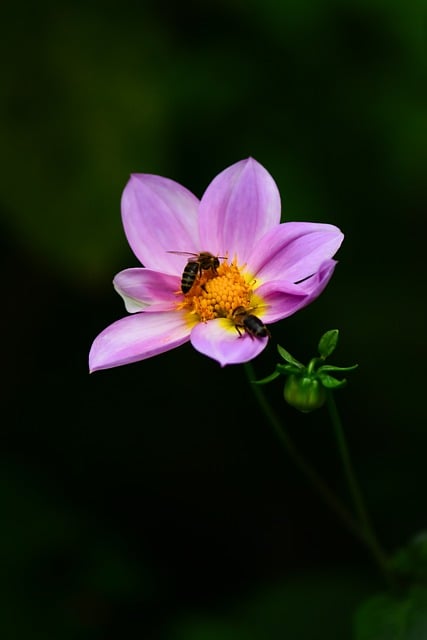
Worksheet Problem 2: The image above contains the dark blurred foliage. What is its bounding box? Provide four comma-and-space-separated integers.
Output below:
1, 0, 426, 637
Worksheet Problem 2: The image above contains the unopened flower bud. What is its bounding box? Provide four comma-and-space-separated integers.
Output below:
283, 374, 326, 413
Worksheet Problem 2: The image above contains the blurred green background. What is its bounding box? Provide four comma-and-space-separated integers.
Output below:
1, 1, 426, 638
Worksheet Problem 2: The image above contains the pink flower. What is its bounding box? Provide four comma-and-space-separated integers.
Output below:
89, 158, 343, 370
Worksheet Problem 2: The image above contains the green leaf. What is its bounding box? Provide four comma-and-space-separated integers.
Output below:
317, 364, 359, 373
390, 531, 427, 582
318, 330, 339, 359
172, 569, 371, 640
276, 363, 305, 375
354, 586, 427, 640
277, 345, 304, 368
253, 371, 281, 385
318, 373, 347, 389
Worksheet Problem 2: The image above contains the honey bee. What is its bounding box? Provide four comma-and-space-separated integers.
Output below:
168, 251, 224, 293
232, 306, 270, 339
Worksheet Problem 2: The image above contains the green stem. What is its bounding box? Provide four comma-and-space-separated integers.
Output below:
326, 391, 393, 582
244, 363, 363, 542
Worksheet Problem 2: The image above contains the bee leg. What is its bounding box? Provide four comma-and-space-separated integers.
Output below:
235, 325, 245, 338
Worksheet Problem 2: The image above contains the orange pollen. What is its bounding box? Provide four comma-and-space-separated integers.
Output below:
178, 260, 253, 322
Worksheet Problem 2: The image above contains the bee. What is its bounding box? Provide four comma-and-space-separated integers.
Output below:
168, 251, 224, 293
232, 306, 270, 339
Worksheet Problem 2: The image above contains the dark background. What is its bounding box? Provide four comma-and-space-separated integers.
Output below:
1, 1, 426, 638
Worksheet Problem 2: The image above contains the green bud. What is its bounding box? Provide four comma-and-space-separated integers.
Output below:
283, 374, 327, 413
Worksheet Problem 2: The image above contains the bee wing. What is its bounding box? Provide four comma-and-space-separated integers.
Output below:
166, 251, 198, 258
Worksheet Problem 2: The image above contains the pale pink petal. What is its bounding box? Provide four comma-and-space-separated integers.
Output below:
113, 268, 181, 313
89, 311, 194, 372
248, 222, 343, 283
121, 174, 200, 273
198, 158, 281, 263
190, 318, 268, 367
257, 259, 338, 323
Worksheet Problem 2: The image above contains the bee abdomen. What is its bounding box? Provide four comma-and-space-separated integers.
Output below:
244, 315, 269, 338
181, 261, 199, 293
232, 306, 270, 339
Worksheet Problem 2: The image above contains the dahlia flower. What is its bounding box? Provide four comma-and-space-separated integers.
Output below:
89, 158, 343, 370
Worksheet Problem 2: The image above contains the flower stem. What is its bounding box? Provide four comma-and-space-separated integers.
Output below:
326, 391, 393, 582
244, 362, 363, 541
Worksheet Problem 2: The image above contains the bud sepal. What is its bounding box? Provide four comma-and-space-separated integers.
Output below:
255, 330, 358, 412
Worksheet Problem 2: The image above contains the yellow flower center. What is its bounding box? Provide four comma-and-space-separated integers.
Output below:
178, 259, 256, 322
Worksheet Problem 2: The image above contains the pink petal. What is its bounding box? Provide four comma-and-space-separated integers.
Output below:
121, 174, 200, 273
249, 222, 343, 283
89, 311, 194, 372
113, 268, 181, 313
258, 259, 338, 323
198, 158, 281, 264
190, 318, 268, 367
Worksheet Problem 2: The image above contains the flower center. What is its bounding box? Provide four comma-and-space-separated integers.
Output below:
179, 260, 254, 322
